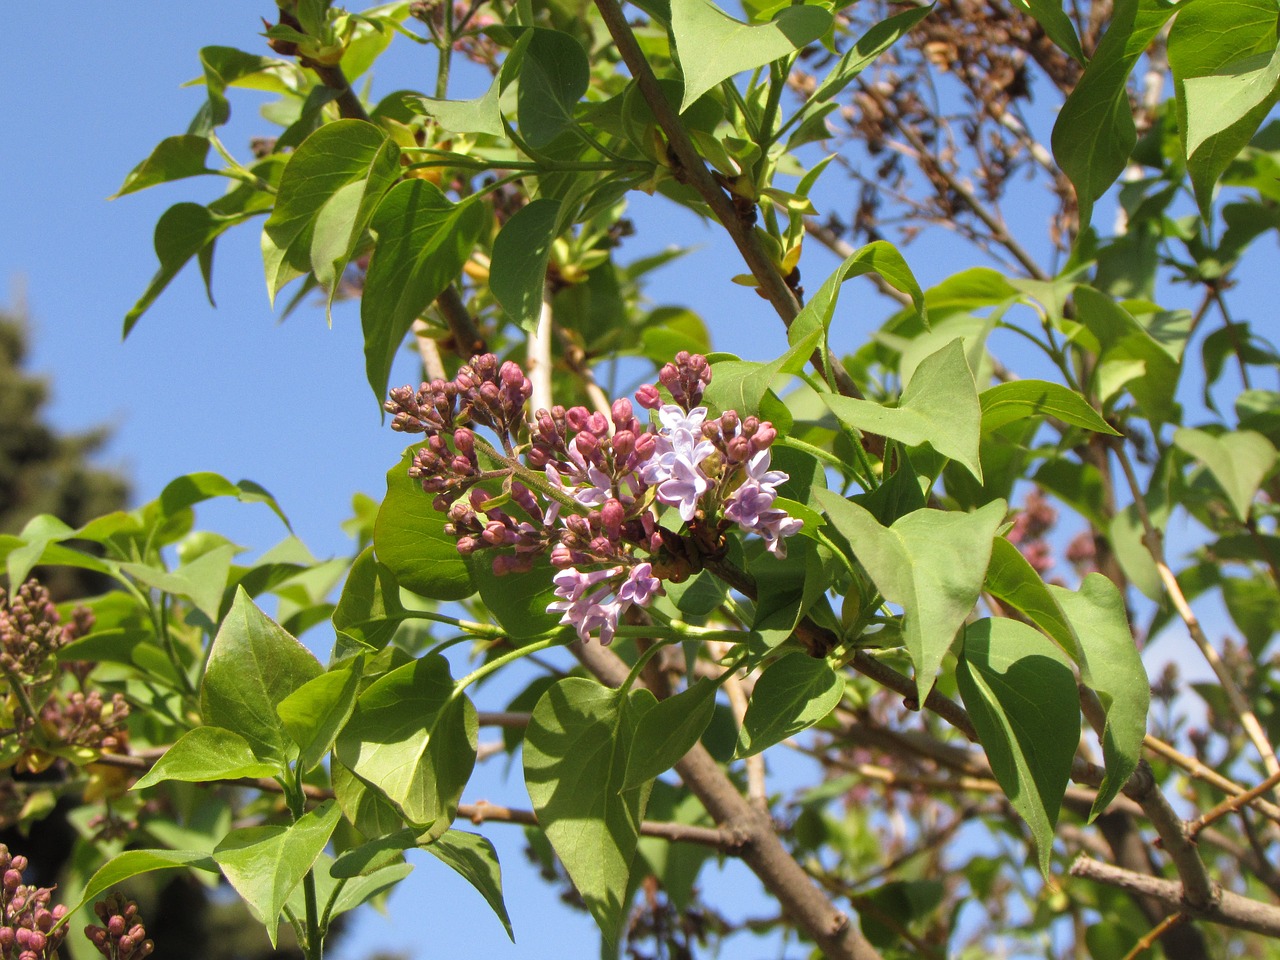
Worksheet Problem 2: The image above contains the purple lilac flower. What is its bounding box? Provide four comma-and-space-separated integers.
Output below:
641, 405, 715, 521
547, 563, 663, 644
724, 450, 803, 557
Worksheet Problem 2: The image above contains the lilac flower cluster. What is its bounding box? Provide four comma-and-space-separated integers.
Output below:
386, 351, 803, 643
84, 894, 153, 959
0, 845, 68, 960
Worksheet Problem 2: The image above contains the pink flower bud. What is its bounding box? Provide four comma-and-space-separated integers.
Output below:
453, 427, 475, 454
635, 384, 661, 410
611, 398, 633, 427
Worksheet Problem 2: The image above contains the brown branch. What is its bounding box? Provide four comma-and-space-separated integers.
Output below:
1144, 734, 1280, 824
1070, 858, 1280, 938
572, 640, 885, 960
1188, 769, 1280, 840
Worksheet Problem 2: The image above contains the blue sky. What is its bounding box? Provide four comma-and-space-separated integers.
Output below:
2, 3, 1270, 957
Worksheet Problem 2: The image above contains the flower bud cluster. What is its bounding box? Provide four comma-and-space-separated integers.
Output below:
0, 582, 67, 689
84, 894, 153, 959
387, 352, 803, 643
40, 690, 130, 754
1006, 489, 1057, 574
0, 844, 68, 960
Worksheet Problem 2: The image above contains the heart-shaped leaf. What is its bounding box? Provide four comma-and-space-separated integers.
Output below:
134, 727, 280, 789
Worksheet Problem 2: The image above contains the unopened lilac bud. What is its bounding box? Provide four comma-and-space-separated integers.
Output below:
482, 521, 509, 545
633, 433, 656, 459
0, 928, 14, 950
586, 412, 609, 436
612, 431, 635, 459
565, 406, 590, 431
34, 909, 52, 932
454, 427, 475, 455
635, 384, 661, 410
127, 924, 146, 942
575, 432, 598, 459
611, 398, 633, 428
499, 361, 524, 386
550, 544, 573, 567
456, 536, 479, 555
753, 422, 777, 449
727, 436, 749, 462
719, 410, 739, 434
5, 869, 22, 891
108, 916, 126, 937
119, 934, 135, 954
601, 499, 625, 538
10, 855, 26, 873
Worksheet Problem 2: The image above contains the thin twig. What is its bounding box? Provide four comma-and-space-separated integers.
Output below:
1121, 912, 1188, 960
1187, 769, 1280, 840
1143, 734, 1280, 824
527, 285, 554, 413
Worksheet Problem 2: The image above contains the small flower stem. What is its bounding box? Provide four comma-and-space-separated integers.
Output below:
453, 635, 564, 694
285, 767, 323, 960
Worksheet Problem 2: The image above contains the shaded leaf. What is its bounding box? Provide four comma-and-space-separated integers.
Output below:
69, 850, 219, 916
524, 679, 653, 944
956, 618, 1078, 874
1050, 575, 1148, 818
490, 198, 561, 332
114, 135, 214, 198
736, 653, 844, 757
333, 546, 408, 650
815, 492, 1005, 705
334, 655, 477, 834
422, 830, 514, 941
201, 588, 323, 766
213, 800, 342, 946
374, 444, 475, 601
407, 73, 506, 137
517, 29, 590, 147
362, 180, 487, 403
623, 678, 718, 789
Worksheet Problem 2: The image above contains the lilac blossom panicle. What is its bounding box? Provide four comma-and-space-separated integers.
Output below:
0, 844, 68, 960
386, 351, 803, 643
84, 893, 154, 959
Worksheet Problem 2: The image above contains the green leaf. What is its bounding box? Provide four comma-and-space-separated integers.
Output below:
702, 328, 821, 422
822, 339, 983, 481
1051, 0, 1180, 226
334, 655, 477, 834
133, 727, 279, 789
956, 618, 1078, 874
69, 850, 219, 916
1074, 286, 1181, 428
789, 242, 926, 365
213, 800, 342, 946
261, 120, 399, 303
156, 471, 292, 529
374, 444, 475, 601
201, 588, 323, 766
361, 180, 487, 403
735, 653, 844, 758
622, 678, 718, 789
1050, 575, 1149, 819
332, 760, 405, 838
671, 0, 832, 111
984, 538, 1077, 653
407, 74, 506, 137
277, 665, 362, 773
1013, 0, 1084, 63
422, 830, 514, 941
815, 492, 1005, 705
1174, 427, 1277, 522
191, 46, 298, 132
517, 29, 590, 147
1184, 44, 1280, 215
333, 546, 408, 650
980, 380, 1120, 435
321, 858, 415, 922
490, 198, 561, 332
1169, 0, 1280, 214
119, 544, 237, 624
810, 6, 935, 104
124, 202, 249, 336
114, 135, 214, 198
466, 555, 562, 639
524, 679, 653, 943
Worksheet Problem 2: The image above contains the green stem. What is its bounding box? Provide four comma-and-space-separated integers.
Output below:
453, 635, 563, 693
404, 155, 637, 174
618, 637, 672, 694
754, 62, 786, 179
395, 609, 508, 639
287, 767, 323, 960
773, 435, 851, 474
